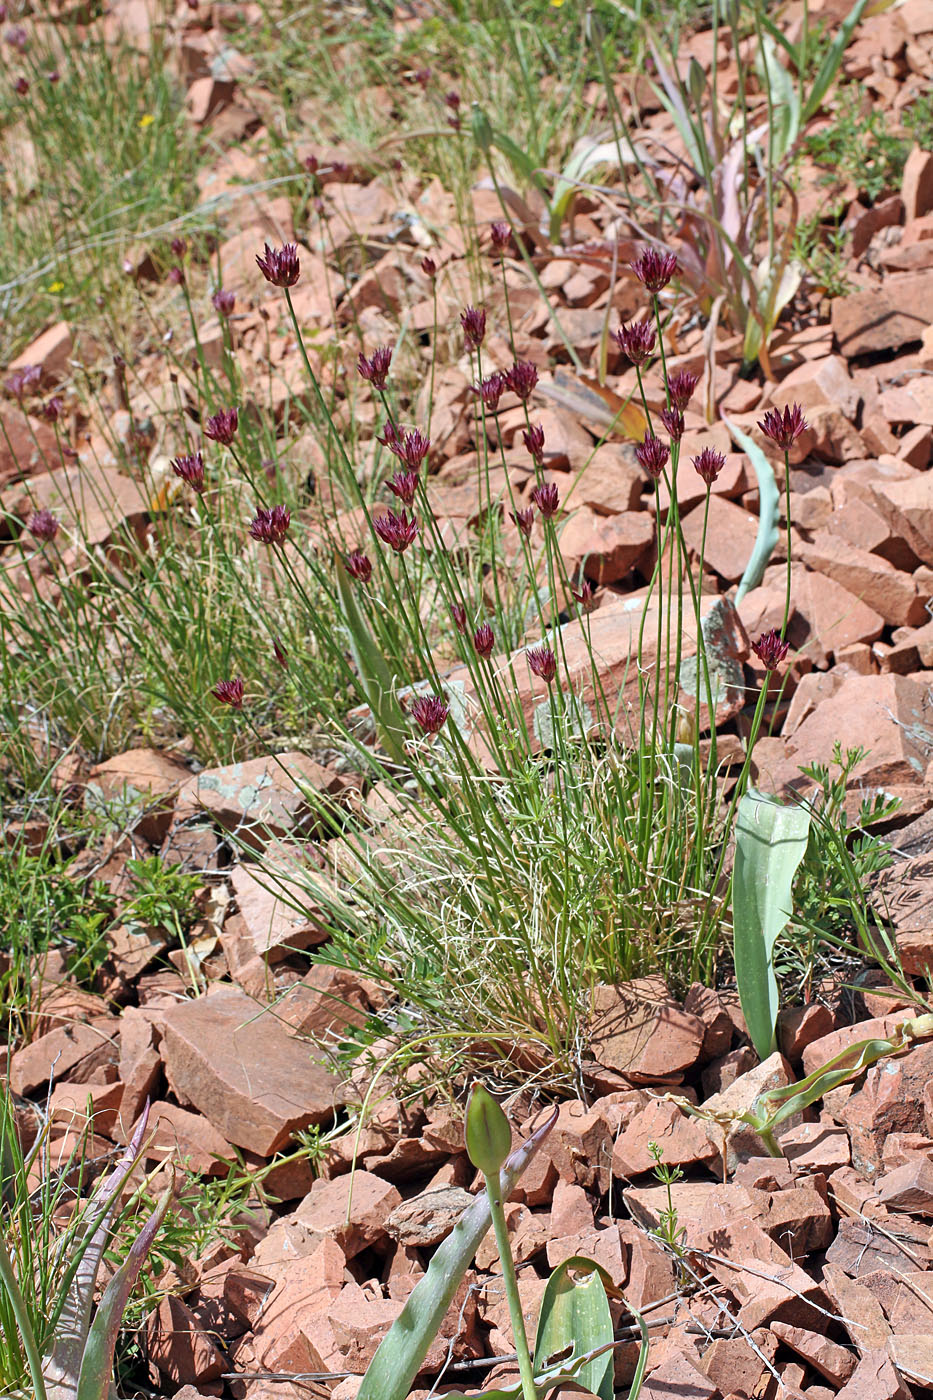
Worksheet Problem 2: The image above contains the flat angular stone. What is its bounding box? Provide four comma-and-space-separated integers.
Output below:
1, 460, 148, 548
832, 270, 933, 357
88, 747, 189, 842
612, 1098, 719, 1177
798, 531, 926, 628
680, 494, 759, 582
386, 1185, 473, 1247
835, 1349, 911, 1400
145, 1295, 225, 1387
174, 752, 346, 851
821, 1265, 892, 1353
159, 985, 343, 1155
442, 592, 749, 762
10, 1021, 119, 1095
877, 1156, 933, 1216
833, 1041, 933, 1178
558, 505, 654, 584
294, 1171, 401, 1257
871, 474, 933, 568
589, 978, 705, 1084
827, 1215, 932, 1278
781, 675, 933, 791
771, 1323, 857, 1385
695, 1215, 827, 1330
699, 1051, 795, 1171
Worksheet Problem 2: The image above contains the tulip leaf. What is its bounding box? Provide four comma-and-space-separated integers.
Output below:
733, 790, 810, 1060
534, 1257, 614, 1400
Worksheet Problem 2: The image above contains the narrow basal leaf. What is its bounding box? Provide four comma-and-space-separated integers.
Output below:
733, 790, 810, 1059
76, 1182, 172, 1400
723, 416, 780, 604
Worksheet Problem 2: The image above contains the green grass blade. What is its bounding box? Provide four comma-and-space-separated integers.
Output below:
533, 1257, 614, 1400
334, 556, 408, 766
733, 790, 810, 1059
356, 1108, 558, 1400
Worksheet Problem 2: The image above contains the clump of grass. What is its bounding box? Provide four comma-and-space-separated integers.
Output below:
0, 2, 203, 361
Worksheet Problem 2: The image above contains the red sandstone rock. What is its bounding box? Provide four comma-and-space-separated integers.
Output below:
589, 978, 706, 1084
832, 270, 933, 357
173, 752, 346, 851
159, 985, 343, 1155
771, 1323, 857, 1386
145, 1295, 226, 1387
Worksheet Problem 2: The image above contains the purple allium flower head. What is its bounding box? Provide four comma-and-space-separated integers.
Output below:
411, 693, 450, 734
451, 602, 467, 633
397, 428, 430, 470
378, 422, 430, 470
171, 236, 187, 259
490, 220, 511, 253
387, 469, 419, 506
615, 320, 656, 366
212, 677, 244, 708
273, 636, 289, 669
357, 345, 393, 389
204, 407, 238, 446
460, 305, 486, 351
171, 450, 205, 493
47, 70, 59, 83
421, 255, 437, 278
28, 509, 60, 542
751, 628, 790, 672
522, 423, 546, 466
304, 153, 319, 174
41, 396, 64, 423
5, 365, 41, 399
635, 433, 670, 480
758, 403, 808, 451
13, 76, 27, 95
511, 506, 534, 538
660, 406, 684, 443
444, 90, 461, 129
475, 371, 506, 412
256, 241, 300, 287
5, 26, 27, 51
473, 622, 495, 658
631, 246, 678, 294
249, 504, 291, 545
212, 287, 236, 317
505, 359, 538, 402
414, 66, 431, 88
666, 368, 699, 412
572, 579, 596, 611
346, 549, 372, 582
527, 643, 557, 684
168, 265, 184, 286
531, 481, 559, 518
374, 508, 418, 553
692, 448, 726, 486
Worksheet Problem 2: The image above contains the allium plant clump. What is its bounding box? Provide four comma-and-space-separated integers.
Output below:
0, 178, 820, 1104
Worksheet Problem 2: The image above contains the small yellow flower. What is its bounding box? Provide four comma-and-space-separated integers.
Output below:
48, 281, 64, 294
139, 113, 155, 128
551, 0, 565, 7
